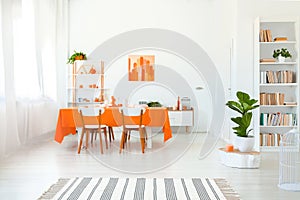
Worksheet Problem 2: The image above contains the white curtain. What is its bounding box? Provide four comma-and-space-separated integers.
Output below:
0, 0, 69, 158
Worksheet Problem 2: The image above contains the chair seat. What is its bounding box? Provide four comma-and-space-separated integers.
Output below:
125, 125, 145, 129
84, 124, 107, 129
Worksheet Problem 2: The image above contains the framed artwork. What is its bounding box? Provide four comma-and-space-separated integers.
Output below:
128, 55, 155, 81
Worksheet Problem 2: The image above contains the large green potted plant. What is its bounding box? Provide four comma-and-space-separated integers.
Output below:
226, 91, 259, 152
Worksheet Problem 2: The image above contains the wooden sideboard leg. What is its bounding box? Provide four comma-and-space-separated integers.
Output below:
186, 126, 189, 133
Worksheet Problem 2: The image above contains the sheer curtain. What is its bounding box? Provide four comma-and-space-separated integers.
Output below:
0, 0, 68, 158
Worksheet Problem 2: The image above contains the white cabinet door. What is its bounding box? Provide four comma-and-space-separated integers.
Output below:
168, 110, 193, 126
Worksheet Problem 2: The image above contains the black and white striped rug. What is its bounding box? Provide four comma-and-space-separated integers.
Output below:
39, 177, 240, 200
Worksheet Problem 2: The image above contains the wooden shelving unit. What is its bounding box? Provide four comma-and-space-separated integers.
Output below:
67, 60, 106, 107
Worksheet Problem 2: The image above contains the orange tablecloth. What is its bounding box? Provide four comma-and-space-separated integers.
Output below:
54, 107, 172, 143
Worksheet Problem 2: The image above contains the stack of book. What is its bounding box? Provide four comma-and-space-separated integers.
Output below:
284, 102, 297, 106
260, 112, 297, 126
259, 58, 276, 63
260, 133, 281, 146
260, 29, 273, 42
260, 92, 285, 105
274, 37, 288, 42
259, 29, 288, 42
260, 70, 295, 84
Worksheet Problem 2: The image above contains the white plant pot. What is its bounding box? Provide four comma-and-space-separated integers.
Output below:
278, 55, 285, 63
234, 135, 255, 152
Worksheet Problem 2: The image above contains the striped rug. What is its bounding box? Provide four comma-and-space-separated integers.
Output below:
39, 177, 240, 200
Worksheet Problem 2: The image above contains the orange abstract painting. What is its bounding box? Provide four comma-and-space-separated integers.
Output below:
128, 55, 155, 81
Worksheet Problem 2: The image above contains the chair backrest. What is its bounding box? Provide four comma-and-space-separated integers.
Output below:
78, 106, 105, 127
120, 107, 145, 127
121, 107, 145, 117
78, 106, 104, 116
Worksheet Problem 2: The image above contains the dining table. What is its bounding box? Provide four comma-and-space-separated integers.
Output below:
54, 107, 172, 146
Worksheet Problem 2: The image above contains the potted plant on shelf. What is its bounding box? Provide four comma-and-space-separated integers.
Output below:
67, 50, 87, 64
226, 91, 259, 152
273, 48, 292, 63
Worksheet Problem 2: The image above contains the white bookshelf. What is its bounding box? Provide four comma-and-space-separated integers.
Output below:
254, 17, 300, 152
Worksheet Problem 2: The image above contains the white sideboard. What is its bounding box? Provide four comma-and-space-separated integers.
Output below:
168, 109, 194, 132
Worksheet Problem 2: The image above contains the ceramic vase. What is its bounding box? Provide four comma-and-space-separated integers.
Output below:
234, 135, 255, 152
278, 55, 285, 63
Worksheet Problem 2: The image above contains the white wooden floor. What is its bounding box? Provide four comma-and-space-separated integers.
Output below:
0, 130, 299, 200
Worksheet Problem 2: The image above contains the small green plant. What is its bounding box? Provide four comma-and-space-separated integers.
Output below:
147, 101, 162, 107
273, 48, 292, 58
226, 91, 259, 137
67, 50, 87, 64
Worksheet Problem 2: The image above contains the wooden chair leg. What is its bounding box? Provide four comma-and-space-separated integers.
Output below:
77, 130, 85, 154
108, 127, 114, 142
110, 127, 115, 140
128, 130, 131, 140
91, 131, 96, 144
103, 128, 108, 149
142, 129, 146, 153
144, 128, 147, 140
99, 131, 103, 154
124, 131, 128, 144
85, 130, 89, 149
139, 128, 145, 153
90, 131, 93, 144
94, 132, 97, 141
119, 131, 126, 153
108, 127, 112, 142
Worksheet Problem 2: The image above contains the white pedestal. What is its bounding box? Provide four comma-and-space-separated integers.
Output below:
218, 148, 261, 169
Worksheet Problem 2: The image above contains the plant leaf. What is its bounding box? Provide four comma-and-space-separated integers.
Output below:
226, 101, 243, 114
237, 91, 250, 102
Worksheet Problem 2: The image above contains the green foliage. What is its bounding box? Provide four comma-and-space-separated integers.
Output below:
147, 101, 162, 107
226, 91, 259, 137
273, 48, 292, 58
67, 50, 87, 64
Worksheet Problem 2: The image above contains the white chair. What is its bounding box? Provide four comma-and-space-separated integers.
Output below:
119, 107, 147, 153
77, 106, 108, 154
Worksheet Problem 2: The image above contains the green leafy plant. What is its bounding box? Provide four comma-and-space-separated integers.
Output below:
67, 50, 87, 64
273, 48, 292, 58
226, 91, 259, 137
147, 101, 162, 107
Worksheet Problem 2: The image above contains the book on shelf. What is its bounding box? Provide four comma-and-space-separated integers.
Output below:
260, 29, 264, 42
259, 29, 273, 42
260, 58, 276, 63
266, 30, 272, 42
267, 134, 274, 146
284, 102, 297, 106
260, 71, 267, 84
260, 133, 281, 147
274, 37, 288, 42
260, 70, 295, 84
260, 112, 297, 126
260, 92, 285, 105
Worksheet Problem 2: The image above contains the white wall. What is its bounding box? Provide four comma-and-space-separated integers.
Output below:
68, 0, 300, 136
68, 0, 236, 133
69, 0, 236, 94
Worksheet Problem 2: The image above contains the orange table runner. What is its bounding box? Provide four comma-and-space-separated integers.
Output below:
54, 107, 172, 143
